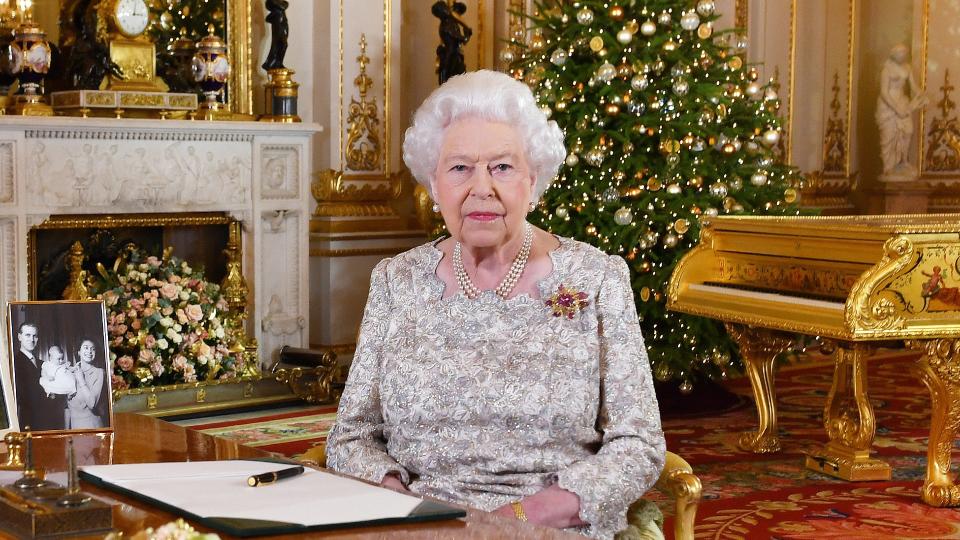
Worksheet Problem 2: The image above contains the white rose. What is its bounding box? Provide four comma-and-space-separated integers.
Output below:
160, 317, 174, 328
157, 338, 169, 350
180, 292, 190, 301
215, 327, 225, 339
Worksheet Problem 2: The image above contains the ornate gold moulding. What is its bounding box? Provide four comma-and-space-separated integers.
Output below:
669, 213, 960, 494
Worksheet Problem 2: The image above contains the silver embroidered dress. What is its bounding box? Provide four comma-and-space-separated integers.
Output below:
326, 237, 666, 539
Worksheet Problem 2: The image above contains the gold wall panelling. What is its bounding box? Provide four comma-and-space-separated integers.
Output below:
311, 169, 402, 203
309, 217, 411, 234
925, 70, 960, 172
823, 72, 848, 173
309, 247, 412, 258
801, 170, 857, 212
735, 0, 749, 29
345, 34, 383, 172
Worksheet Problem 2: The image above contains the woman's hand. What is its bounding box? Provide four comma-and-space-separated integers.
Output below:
380, 472, 409, 493
493, 484, 587, 529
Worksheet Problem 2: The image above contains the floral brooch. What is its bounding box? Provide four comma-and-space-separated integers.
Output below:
545, 284, 589, 319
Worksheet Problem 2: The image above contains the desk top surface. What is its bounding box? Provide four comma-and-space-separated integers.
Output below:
2, 413, 577, 539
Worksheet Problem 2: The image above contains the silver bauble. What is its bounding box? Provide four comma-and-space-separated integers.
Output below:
680, 11, 700, 31
761, 129, 781, 147
673, 79, 690, 96
628, 101, 646, 115
640, 20, 657, 36
709, 182, 728, 198
764, 87, 779, 101
499, 48, 515, 64
666, 183, 682, 194
585, 146, 605, 167
614, 207, 633, 225
658, 11, 672, 26
663, 233, 679, 247
597, 62, 617, 82
750, 171, 768, 186
631, 74, 649, 91
576, 7, 594, 25
540, 105, 552, 118
679, 380, 694, 394
550, 48, 568, 66
666, 154, 680, 168
565, 153, 579, 167
616, 29, 633, 44
745, 81, 761, 96
757, 156, 774, 168
696, 0, 716, 17
555, 206, 569, 219
602, 187, 620, 203
729, 176, 743, 191
704, 207, 719, 217
654, 363, 672, 382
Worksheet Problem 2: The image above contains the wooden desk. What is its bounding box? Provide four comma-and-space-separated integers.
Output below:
2, 413, 578, 539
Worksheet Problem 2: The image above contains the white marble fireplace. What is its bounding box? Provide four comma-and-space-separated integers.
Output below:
0, 116, 322, 368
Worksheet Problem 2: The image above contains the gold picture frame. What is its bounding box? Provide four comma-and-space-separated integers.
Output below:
6, 301, 113, 435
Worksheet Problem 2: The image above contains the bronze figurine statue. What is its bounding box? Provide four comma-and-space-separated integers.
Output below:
432, 1, 472, 85
262, 0, 289, 71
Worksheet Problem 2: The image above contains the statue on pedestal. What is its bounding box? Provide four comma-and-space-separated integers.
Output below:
432, 1, 472, 85
876, 44, 928, 178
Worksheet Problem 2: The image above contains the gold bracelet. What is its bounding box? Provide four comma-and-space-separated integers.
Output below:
511, 500, 527, 522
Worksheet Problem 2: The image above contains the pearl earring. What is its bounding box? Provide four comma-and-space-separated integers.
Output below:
529, 201, 536, 211
432, 203, 441, 213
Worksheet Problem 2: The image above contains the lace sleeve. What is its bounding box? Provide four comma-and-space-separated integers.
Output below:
556, 254, 666, 539
325, 258, 411, 485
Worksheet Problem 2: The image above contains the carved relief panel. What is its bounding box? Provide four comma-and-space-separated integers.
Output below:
260, 144, 301, 200
0, 142, 13, 205
259, 210, 305, 365
24, 137, 252, 212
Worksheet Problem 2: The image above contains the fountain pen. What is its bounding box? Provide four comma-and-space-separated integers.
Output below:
247, 465, 305, 487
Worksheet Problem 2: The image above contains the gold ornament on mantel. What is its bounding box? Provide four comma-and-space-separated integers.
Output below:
220, 220, 260, 377
345, 34, 383, 171
99, 0, 168, 93
9, 6, 54, 116
925, 69, 960, 172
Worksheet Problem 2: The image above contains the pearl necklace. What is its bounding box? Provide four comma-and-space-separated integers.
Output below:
453, 223, 533, 300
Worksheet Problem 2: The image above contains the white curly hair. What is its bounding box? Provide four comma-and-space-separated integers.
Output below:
402, 70, 566, 203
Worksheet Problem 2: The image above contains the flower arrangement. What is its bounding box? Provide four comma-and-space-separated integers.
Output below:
89, 246, 245, 390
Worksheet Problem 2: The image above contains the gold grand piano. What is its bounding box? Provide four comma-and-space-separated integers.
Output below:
668, 214, 960, 507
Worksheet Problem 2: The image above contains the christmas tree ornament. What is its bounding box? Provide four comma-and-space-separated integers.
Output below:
609, 5, 625, 20
722, 196, 737, 211
761, 129, 781, 146
663, 233, 678, 247
654, 363, 672, 382
757, 156, 774, 168
784, 188, 799, 203
727, 56, 743, 71
764, 86, 779, 101
673, 79, 690, 96
666, 182, 682, 194
617, 29, 633, 45
549, 48, 567, 66
613, 170, 627, 181
696, 0, 716, 17
750, 171, 768, 186
697, 24, 713, 39
614, 207, 634, 225
589, 36, 605, 52
691, 138, 706, 151
602, 187, 621, 204
666, 154, 680, 167
662, 40, 677, 52
647, 177, 663, 191
626, 19, 640, 33
680, 11, 700, 30
721, 143, 735, 154
499, 48, 516, 64
529, 32, 546, 51
729, 176, 743, 191
585, 146, 606, 167
555, 100, 568, 112
660, 139, 681, 154
640, 20, 657, 36
596, 61, 617, 82
674, 218, 690, 234
652, 57, 666, 72
617, 62, 633, 77
540, 105, 552, 118
565, 152, 579, 167
658, 11, 673, 26
628, 101, 645, 115
679, 380, 694, 394
555, 206, 569, 219
745, 81, 760, 96
630, 74, 649, 91
623, 141, 635, 153
577, 7, 595, 25
709, 182, 728, 197
586, 224, 597, 236
704, 207, 719, 217
688, 176, 703, 187
732, 203, 744, 212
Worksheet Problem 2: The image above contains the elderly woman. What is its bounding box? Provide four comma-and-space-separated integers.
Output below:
326, 70, 665, 539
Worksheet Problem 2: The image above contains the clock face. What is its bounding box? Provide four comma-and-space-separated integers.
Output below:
114, 0, 150, 38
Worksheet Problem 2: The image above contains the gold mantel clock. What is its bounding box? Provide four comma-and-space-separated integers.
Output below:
99, 0, 167, 92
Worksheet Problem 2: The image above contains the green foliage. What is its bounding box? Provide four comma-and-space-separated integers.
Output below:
510, 0, 802, 386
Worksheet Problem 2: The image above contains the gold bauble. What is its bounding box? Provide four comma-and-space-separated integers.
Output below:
662, 40, 677, 52
687, 176, 703, 188
609, 5, 625, 20
674, 218, 690, 234
617, 62, 633, 78
697, 23, 713, 39
529, 33, 546, 51
647, 177, 662, 191
640, 287, 651, 301
728, 56, 743, 70
626, 19, 639, 33
590, 36, 605, 51
722, 143, 735, 154
784, 187, 799, 203
586, 224, 597, 235
605, 103, 620, 116
659, 139, 681, 154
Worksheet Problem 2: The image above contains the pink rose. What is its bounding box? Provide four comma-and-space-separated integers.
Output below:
176, 309, 188, 324
146, 256, 160, 266
114, 324, 128, 336
143, 307, 155, 317
169, 275, 181, 283
111, 374, 128, 391
138, 349, 155, 364
161, 306, 174, 317
117, 355, 134, 371
130, 319, 141, 330
145, 335, 157, 348
160, 283, 179, 299
185, 304, 204, 323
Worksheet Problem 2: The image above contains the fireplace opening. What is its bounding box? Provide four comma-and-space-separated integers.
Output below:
29, 213, 235, 301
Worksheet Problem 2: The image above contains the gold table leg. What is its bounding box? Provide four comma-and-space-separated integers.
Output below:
805, 341, 890, 481
725, 324, 794, 453
910, 338, 960, 506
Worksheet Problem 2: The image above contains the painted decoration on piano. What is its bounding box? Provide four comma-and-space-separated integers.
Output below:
718, 259, 862, 300
887, 245, 960, 315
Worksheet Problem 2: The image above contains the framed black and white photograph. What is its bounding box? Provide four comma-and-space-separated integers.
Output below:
0, 327, 17, 437
6, 301, 113, 434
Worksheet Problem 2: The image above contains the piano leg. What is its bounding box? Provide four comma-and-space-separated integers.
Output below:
911, 338, 960, 507
725, 324, 794, 454
805, 341, 891, 481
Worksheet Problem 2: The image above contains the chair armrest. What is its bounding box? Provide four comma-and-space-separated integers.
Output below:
297, 442, 327, 468
654, 451, 701, 540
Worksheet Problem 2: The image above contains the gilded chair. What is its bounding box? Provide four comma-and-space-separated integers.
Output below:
299, 445, 700, 540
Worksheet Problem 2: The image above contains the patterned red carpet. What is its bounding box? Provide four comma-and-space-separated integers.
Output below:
188, 351, 960, 538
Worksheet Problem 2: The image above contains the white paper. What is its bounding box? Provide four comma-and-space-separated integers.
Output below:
80, 460, 425, 526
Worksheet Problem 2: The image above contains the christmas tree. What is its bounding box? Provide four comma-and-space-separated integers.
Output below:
508, 0, 802, 391
149, 0, 227, 92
